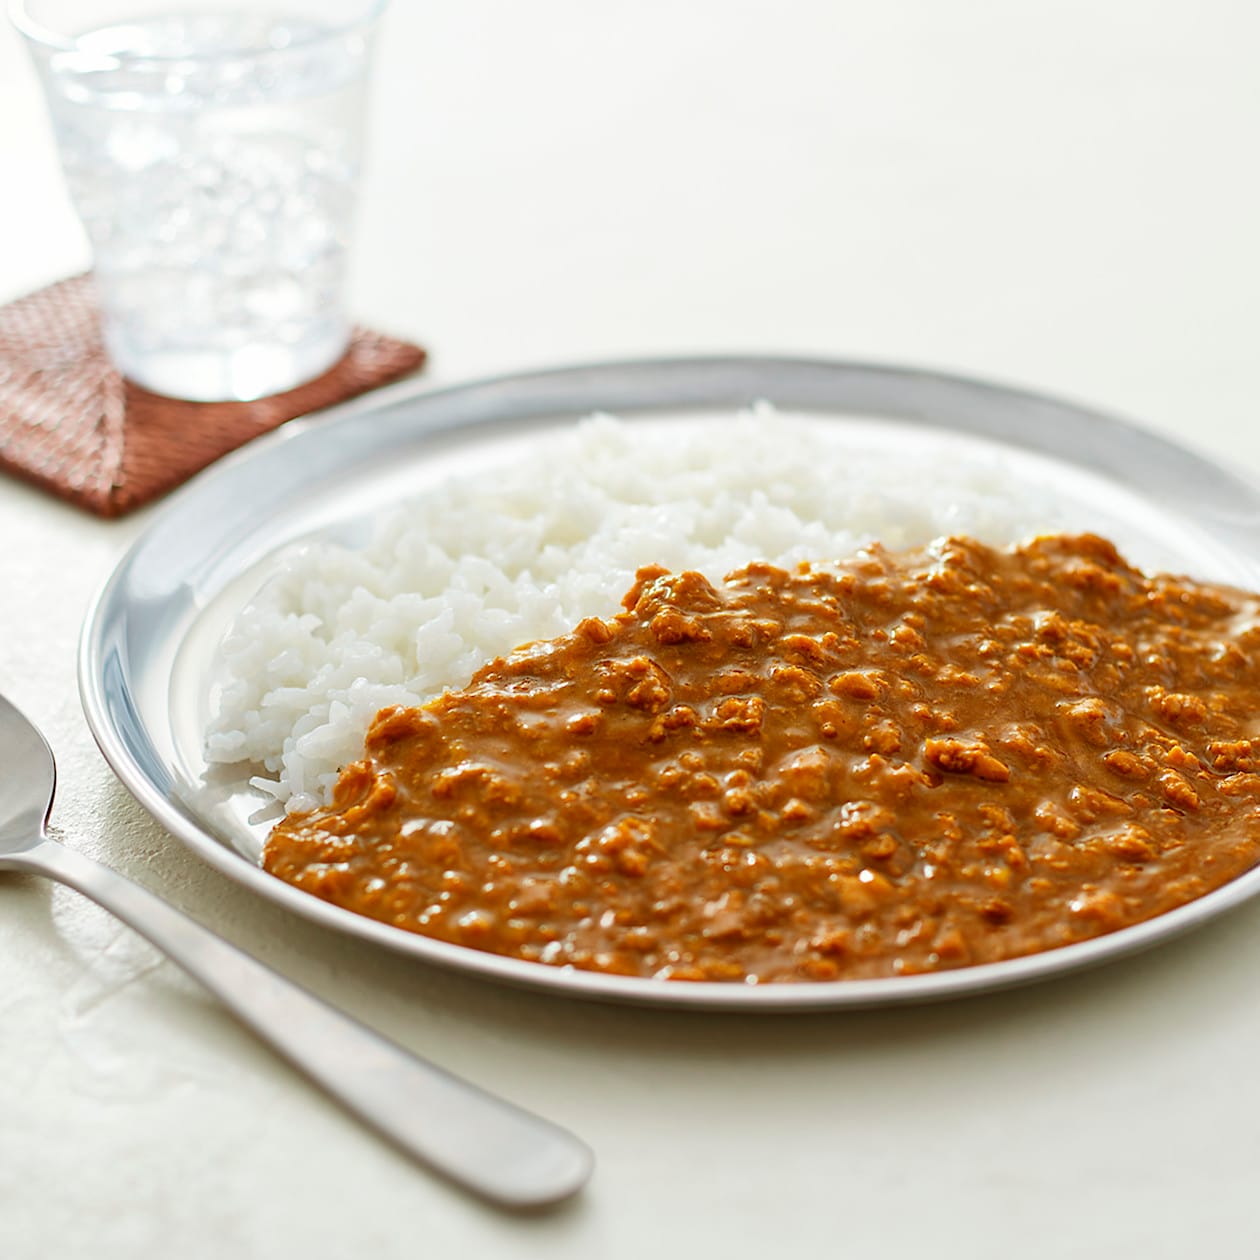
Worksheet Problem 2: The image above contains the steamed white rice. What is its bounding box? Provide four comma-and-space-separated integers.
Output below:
206, 407, 1081, 812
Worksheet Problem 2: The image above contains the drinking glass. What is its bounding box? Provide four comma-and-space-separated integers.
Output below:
13, 0, 386, 401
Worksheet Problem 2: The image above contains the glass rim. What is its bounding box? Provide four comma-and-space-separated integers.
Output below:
8, 0, 388, 61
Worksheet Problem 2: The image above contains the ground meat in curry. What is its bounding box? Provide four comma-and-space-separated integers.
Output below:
263, 534, 1260, 982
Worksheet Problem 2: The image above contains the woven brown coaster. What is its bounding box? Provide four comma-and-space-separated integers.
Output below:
0, 273, 426, 517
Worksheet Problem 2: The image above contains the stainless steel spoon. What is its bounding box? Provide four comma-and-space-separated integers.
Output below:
0, 694, 593, 1208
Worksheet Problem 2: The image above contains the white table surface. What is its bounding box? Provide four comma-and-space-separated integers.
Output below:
3, 3, 1260, 1256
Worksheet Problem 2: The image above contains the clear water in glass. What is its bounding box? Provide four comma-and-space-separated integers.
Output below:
20, 5, 382, 400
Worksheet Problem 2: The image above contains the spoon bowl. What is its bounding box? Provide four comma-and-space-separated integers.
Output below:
0, 694, 55, 852
0, 693, 592, 1208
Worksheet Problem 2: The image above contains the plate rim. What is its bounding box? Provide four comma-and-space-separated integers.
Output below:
78, 353, 1260, 1011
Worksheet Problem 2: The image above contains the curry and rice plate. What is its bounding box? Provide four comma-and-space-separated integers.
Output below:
206, 412, 1260, 982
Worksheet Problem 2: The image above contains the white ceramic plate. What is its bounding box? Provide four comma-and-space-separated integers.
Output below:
79, 356, 1260, 1010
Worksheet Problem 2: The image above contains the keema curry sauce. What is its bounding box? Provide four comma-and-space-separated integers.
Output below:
264, 534, 1260, 982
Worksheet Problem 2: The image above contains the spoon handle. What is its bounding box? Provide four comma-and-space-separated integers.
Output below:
19, 839, 592, 1208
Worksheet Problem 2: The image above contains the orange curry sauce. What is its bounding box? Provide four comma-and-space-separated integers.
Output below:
264, 535, 1260, 982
